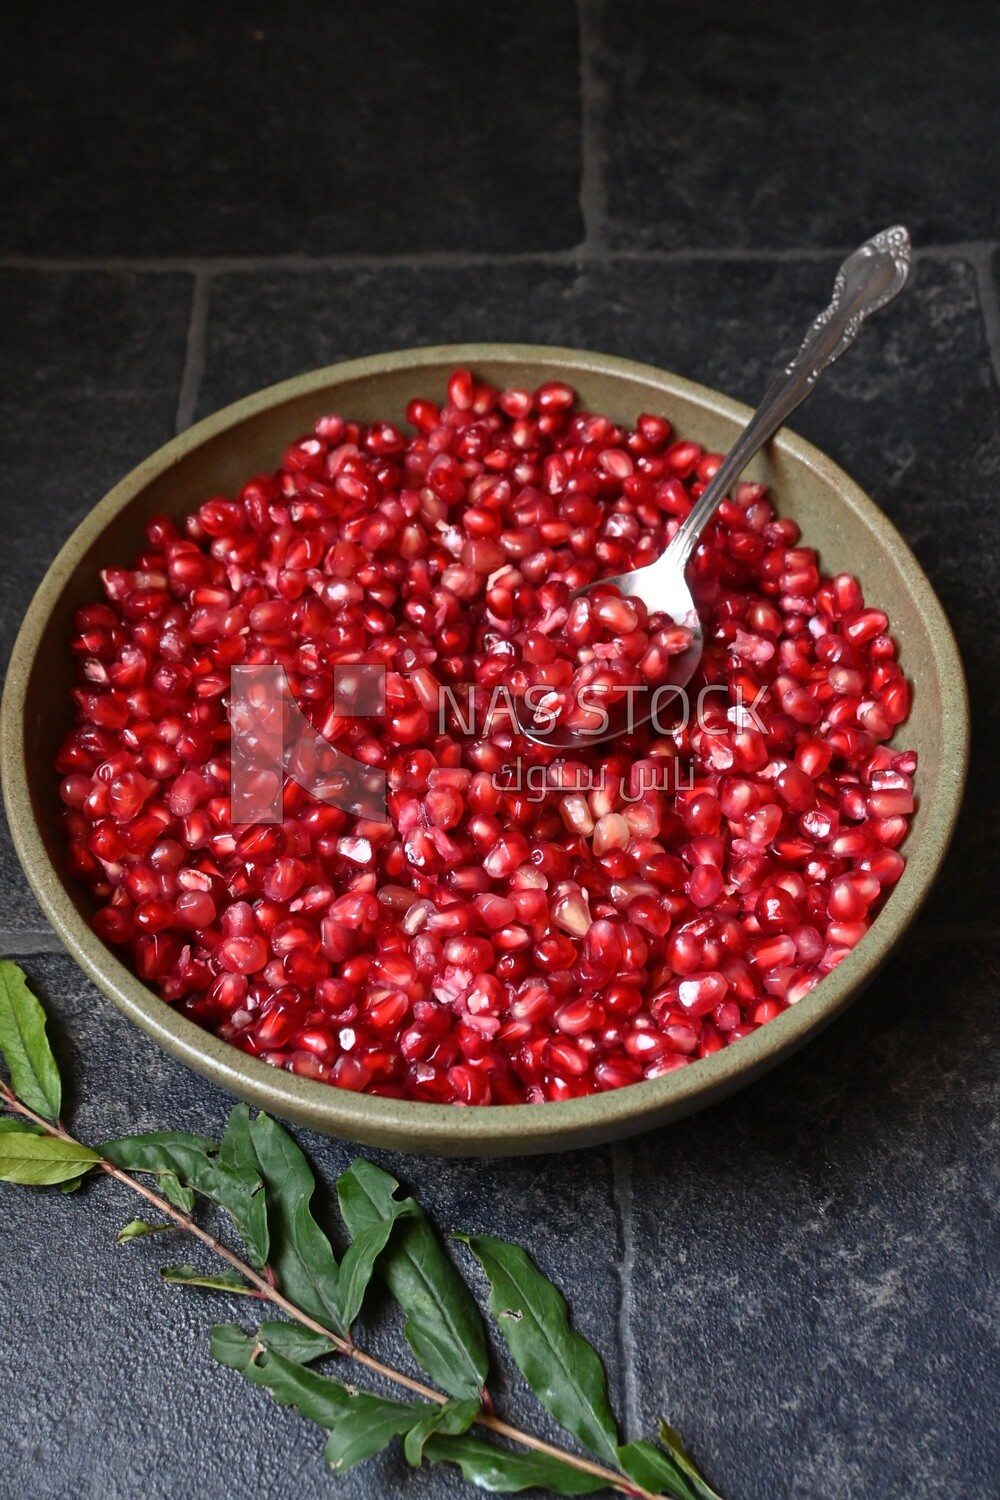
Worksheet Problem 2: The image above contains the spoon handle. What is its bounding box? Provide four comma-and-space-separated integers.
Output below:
667, 225, 912, 569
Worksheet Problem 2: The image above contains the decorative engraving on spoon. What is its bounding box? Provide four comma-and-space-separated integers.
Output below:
785, 225, 912, 385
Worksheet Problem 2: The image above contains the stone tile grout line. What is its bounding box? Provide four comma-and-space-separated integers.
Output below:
0, 930, 65, 956
174, 270, 211, 434
0, 241, 996, 278
576, 0, 608, 254
970, 245, 1000, 400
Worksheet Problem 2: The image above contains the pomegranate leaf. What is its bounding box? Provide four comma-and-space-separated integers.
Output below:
403, 1396, 481, 1467
219, 1102, 257, 1169
102, 1130, 269, 1272
456, 1233, 619, 1467
658, 1420, 724, 1500
323, 1396, 436, 1475
249, 1320, 336, 1366
0, 961, 62, 1121
238, 1110, 343, 1332
211, 1325, 428, 1470
0, 1130, 100, 1186
102, 1129, 216, 1160
117, 1218, 173, 1242
335, 1199, 416, 1331
159, 1170, 195, 1214
160, 1263, 258, 1296
0, 984, 728, 1498
421, 1432, 609, 1494
337, 1159, 489, 1399
616, 1439, 702, 1500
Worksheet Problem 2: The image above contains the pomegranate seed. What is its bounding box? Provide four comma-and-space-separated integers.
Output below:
552, 886, 593, 937
677, 972, 729, 1016
175, 890, 217, 929
216, 936, 268, 974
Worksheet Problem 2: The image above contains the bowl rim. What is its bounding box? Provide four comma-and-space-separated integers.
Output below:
1, 342, 970, 1154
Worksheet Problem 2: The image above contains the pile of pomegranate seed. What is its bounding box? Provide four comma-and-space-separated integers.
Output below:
56, 370, 915, 1105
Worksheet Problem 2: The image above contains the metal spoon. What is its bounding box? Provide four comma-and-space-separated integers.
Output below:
517, 224, 912, 748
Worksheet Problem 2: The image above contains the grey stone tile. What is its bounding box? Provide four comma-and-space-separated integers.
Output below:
0, 269, 192, 933
0, 270, 192, 668
196, 260, 586, 416
0, 817, 49, 934
0, 1, 583, 258
0, 952, 624, 1499
590, 0, 1000, 249
620, 938, 1000, 1499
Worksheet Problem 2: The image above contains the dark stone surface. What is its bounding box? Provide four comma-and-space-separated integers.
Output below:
0, 1, 583, 258
2, 7, 999, 1497
592, 0, 1000, 250
0, 269, 192, 937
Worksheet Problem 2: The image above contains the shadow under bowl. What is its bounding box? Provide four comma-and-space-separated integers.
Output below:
0, 345, 969, 1156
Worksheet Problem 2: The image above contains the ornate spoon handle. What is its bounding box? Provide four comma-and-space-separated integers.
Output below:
668, 225, 911, 568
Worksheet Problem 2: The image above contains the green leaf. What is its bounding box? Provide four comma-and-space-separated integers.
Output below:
211, 1162, 269, 1269
117, 1218, 173, 1243
101, 1129, 269, 1271
160, 1171, 195, 1214
617, 1439, 699, 1500
210, 1323, 271, 1374
253, 1320, 337, 1366
335, 1195, 416, 1330
212, 1325, 355, 1426
0, 961, 62, 1120
211, 1326, 426, 1470
213, 1106, 270, 1270
403, 1396, 480, 1467
0, 1117, 42, 1134
160, 1263, 259, 1296
338, 1159, 488, 1399
457, 1233, 619, 1466
101, 1130, 217, 1175
423, 1432, 609, 1494
658, 1420, 724, 1500
219, 1102, 251, 1164
233, 1112, 342, 1330
324, 1395, 431, 1474
0, 1130, 100, 1186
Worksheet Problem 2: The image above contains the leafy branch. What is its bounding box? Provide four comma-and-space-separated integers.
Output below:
0, 960, 721, 1500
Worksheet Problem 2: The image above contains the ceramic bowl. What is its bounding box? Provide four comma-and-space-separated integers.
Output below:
0, 345, 968, 1155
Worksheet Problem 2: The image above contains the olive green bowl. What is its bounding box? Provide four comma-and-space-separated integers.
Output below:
1, 344, 968, 1156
